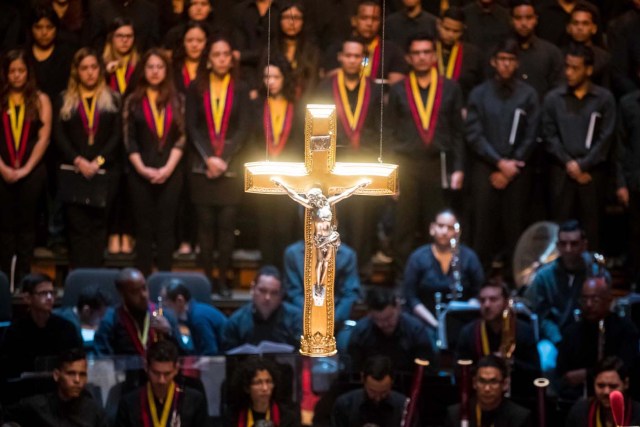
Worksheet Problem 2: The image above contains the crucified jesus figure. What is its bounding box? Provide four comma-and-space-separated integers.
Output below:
272, 178, 370, 306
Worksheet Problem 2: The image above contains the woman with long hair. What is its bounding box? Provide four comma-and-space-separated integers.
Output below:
186, 34, 250, 296
124, 48, 186, 276
54, 48, 121, 268
0, 49, 52, 284
164, 0, 216, 52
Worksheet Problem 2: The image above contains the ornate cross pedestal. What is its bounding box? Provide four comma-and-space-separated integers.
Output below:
245, 104, 398, 356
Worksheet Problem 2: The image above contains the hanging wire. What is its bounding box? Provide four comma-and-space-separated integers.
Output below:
377, 0, 386, 163
265, 1, 272, 161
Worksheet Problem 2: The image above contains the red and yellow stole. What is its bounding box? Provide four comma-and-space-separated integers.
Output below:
363, 36, 381, 79
263, 98, 294, 157
182, 63, 196, 90
142, 95, 173, 149
2, 98, 31, 168
140, 382, 179, 427
332, 70, 371, 149
475, 321, 492, 358
203, 73, 234, 157
117, 306, 157, 356
588, 398, 632, 427
237, 403, 281, 427
436, 41, 463, 80
109, 58, 135, 95
404, 68, 443, 146
78, 95, 99, 146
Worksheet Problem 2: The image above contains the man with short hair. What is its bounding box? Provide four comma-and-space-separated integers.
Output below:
331, 355, 407, 427
543, 43, 616, 249
5, 348, 107, 427
115, 340, 208, 427
456, 280, 540, 398
0, 274, 81, 381
347, 286, 433, 374
446, 355, 531, 427
385, 0, 437, 49
163, 278, 228, 356
222, 265, 302, 351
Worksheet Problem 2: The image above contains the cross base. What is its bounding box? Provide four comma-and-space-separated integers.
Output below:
300, 333, 337, 357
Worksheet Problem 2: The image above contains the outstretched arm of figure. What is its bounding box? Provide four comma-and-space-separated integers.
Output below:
327, 180, 371, 205
272, 177, 314, 209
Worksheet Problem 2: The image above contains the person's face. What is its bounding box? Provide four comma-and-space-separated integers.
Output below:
248, 370, 274, 407
164, 294, 188, 316
112, 25, 135, 56
54, 359, 88, 400
188, 0, 212, 21
78, 304, 108, 328
120, 273, 149, 312
437, 17, 464, 46
565, 54, 592, 88
479, 286, 507, 322
511, 5, 538, 38
184, 27, 207, 62
251, 275, 283, 319
32, 18, 56, 48
594, 370, 628, 408
26, 281, 55, 313
363, 374, 393, 403
567, 11, 597, 43
144, 54, 167, 87
473, 367, 507, 408
351, 5, 381, 40
580, 278, 611, 322
78, 55, 101, 89
557, 230, 587, 269
280, 6, 304, 38
209, 40, 233, 76
406, 40, 436, 73
147, 360, 178, 399
370, 304, 400, 336
7, 59, 28, 91
491, 52, 518, 80
338, 41, 365, 76
429, 212, 458, 247
402, 0, 421, 8
263, 65, 284, 96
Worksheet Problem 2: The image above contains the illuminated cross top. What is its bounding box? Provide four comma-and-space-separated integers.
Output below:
245, 104, 398, 356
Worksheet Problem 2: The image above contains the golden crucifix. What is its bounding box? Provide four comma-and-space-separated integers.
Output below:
245, 104, 398, 356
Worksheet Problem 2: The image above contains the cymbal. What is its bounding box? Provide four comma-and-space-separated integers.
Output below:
513, 221, 559, 288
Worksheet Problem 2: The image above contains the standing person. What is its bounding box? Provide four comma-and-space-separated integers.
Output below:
88, 0, 160, 51
387, 32, 465, 278
543, 43, 615, 249
0, 49, 51, 284
462, 0, 511, 55
465, 38, 540, 271
124, 49, 186, 276
186, 35, 251, 296
55, 48, 121, 268
385, 0, 437, 52
163, 0, 217, 53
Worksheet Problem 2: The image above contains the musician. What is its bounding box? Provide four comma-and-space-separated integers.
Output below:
456, 280, 540, 398
331, 356, 407, 427
446, 355, 531, 427
388, 32, 465, 275
314, 36, 382, 268
115, 340, 208, 427
186, 34, 251, 296
347, 286, 433, 375
465, 38, 540, 271
0, 49, 51, 284
566, 356, 640, 427
556, 277, 640, 401
543, 43, 616, 249
55, 48, 122, 268
403, 210, 484, 332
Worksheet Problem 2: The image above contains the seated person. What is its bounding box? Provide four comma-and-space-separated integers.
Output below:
54, 285, 111, 354
115, 340, 208, 427
222, 266, 302, 351
5, 348, 107, 427
163, 278, 227, 355
331, 356, 407, 427
566, 356, 640, 427
403, 210, 484, 333
557, 277, 640, 401
94, 268, 180, 357
524, 220, 610, 371
446, 355, 530, 427
347, 286, 433, 375
0, 274, 82, 381
456, 280, 540, 397
227, 356, 299, 427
